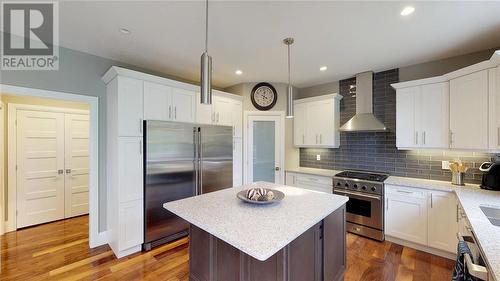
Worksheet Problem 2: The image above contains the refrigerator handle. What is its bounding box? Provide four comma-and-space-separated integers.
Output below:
194, 128, 199, 196
198, 128, 203, 195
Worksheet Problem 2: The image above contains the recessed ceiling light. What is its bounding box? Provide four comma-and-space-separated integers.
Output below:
119, 28, 131, 35
400, 6, 415, 16
235, 70, 243, 75
320, 66, 327, 71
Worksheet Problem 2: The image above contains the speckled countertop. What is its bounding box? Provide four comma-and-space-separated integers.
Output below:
386, 176, 500, 281
163, 182, 348, 261
285, 167, 341, 177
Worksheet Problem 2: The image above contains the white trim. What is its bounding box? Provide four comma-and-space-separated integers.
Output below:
0, 84, 105, 248
0, 100, 4, 235
391, 76, 448, 89
385, 235, 456, 260
294, 93, 342, 104
243, 111, 286, 185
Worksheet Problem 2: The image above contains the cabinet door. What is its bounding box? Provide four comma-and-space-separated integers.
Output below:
428, 191, 458, 253
285, 172, 296, 186
385, 187, 427, 245
118, 137, 144, 203
196, 92, 214, 125
231, 100, 243, 138
450, 70, 489, 150
396, 87, 417, 148
306, 101, 322, 145
489, 68, 500, 150
294, 103, 307, 146
213, 95, 233, 126
419, 83, 449, 148
317, 99, 334, 146
143, 81, 172, 121
118, 199, 144, 251
172, 88, 196, 123
118, 77, 144, 136
233, 138, 243, 186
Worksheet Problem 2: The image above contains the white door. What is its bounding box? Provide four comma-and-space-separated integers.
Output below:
317, 99, 334, 146
172, 88, 196, 123
118, 77, 144, 137
213, 95, 233, 126
246, 114, 283, 184
385, 188, 428, 245
17, 110, 65, 228
196, 92, 214, 125
118, 137, 144, 203
419, 83, 449, 148
294, 103, 307, 146
396, 87, 417, 148
489, 68, 500, 150
143, 81, 171, 121
64, 114, 90, 218
450, 70, 489, 150
306, 101, 322, 145
428, 191, 458, 253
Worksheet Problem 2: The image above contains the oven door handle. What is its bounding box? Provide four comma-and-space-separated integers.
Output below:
457, 232, 488, 280
334, 189, 381, 201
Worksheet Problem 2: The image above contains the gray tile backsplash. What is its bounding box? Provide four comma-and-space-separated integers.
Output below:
299, 69, 496, 184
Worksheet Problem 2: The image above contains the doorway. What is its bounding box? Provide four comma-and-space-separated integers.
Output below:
243, 111, 285, 184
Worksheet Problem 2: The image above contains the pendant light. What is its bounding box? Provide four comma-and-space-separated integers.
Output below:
200, 0, 212, 104
283, 37, 294, 118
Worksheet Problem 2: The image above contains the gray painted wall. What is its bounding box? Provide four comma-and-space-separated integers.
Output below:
297, 81, 339, 99
0, 41, 200, 232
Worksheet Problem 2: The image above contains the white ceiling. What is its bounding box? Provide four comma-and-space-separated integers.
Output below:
57, 1, 500, 88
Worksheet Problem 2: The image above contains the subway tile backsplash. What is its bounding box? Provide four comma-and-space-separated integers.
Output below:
299, 69, 496, 184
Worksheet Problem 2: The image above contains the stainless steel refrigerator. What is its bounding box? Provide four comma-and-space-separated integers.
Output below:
143, 121, 233, 250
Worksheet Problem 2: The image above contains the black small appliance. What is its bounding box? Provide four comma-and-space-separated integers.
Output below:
479, 162, 500, 191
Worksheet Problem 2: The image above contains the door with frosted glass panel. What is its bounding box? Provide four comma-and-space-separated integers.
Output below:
246, 115, 282, 184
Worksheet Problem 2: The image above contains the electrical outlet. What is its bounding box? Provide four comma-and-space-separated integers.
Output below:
316, 154, 321, 161
442, 161, 450, 170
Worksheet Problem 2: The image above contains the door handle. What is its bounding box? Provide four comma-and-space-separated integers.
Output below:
58, 169, 64, 175
174, 106, 177, 119
66, 169, 71, 174
275, 167, 280, 171
415, 131, 418, 145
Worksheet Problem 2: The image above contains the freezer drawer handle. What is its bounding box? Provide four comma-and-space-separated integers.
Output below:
456, 233, 488, 280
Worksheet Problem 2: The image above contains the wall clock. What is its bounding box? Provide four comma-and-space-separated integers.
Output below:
251, 82, 278, 111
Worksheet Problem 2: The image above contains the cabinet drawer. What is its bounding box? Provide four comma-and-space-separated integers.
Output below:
295, 174, 332, 186
385, 184, 426, 199
295, 174, 332, 193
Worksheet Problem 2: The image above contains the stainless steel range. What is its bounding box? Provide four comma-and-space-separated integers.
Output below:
333, 170, 389, 241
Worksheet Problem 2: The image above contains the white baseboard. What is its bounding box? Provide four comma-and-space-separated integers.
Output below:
386, 235, 456, 260
114, 245, 142, 259
90, 231, 108, 248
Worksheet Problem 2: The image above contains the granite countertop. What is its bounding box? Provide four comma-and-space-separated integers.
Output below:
386, 176, 500, 280
285, 167, 341, 177
163, 181, 349, 261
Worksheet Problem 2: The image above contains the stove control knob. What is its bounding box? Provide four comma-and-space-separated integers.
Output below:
362, 186, 367, 190
344, 183, 349, 187
371, 187, 377, 192
336, 182, 341, 186
353, 184, 358, 189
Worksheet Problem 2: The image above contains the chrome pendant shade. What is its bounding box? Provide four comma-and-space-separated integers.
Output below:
200, 0, 212, 104
283, 37, 294, 118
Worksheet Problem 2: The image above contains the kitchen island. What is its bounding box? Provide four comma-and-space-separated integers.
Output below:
164, 182, 348, 281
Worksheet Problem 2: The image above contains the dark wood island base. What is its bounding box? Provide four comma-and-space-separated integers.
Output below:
189, 205, 346, 281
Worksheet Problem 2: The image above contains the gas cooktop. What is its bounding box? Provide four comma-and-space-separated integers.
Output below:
334, 170, 389, 182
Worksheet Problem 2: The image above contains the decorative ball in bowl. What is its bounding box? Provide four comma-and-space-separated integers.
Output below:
237, 187, 285, 205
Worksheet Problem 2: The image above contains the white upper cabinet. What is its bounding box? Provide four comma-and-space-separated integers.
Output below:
117, 77, 144, 137
293, 94, 342, 148
196, 91, 243, 137
143, 81, 171, 121
196, 92, 214, 124
213, 94, 233, 126
450, 70, 489, 150
231, 99, 243, 138
171, 88, 196, 123
489, 67, 500, 151
395, 83, 449, 149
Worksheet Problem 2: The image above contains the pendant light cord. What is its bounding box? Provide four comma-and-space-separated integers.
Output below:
205, 0, 209, 52
287, 43, 291, 85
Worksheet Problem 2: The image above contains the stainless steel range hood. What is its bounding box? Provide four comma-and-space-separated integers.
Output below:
339, 71, 387, 132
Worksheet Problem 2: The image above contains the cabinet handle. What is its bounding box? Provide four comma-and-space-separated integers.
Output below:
66, 169, 71, 174
174, 106, 177, 119
423, 131, 426, 145
169, 106, 172, 119
430, 193, 433, 208
302, 134, 305, 144
316, 135, 318, 144
397, 190, 413, 194
58, 169, 64, 175
216, 112, 219, 123
456, 204, 459, 223
450, 130, 454, 146
320, 134, 322, 144
415, 131, 419, 145
139, 119, 143, 134
233, 126, 235, 137
140, 139, 143, 155
386, 197, 389, 211
497, 127, 500, 146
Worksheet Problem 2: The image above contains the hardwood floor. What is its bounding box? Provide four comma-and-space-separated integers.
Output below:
1, 216, 454, 280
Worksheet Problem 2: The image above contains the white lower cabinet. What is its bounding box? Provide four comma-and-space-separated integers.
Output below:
386, 186, 428, 245
118, 199, 144, 252
286, 172, 332, 193
385, 185, 458, 254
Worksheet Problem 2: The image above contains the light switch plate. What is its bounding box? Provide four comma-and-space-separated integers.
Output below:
442, 161, 450, 170
316, 154, 321, 161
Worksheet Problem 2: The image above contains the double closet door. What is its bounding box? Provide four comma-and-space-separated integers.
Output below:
16, 109, 89, 228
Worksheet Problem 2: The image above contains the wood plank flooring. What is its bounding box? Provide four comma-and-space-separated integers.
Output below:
1, 216, 454, 280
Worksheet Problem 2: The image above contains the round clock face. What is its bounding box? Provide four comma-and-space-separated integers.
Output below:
251, 83, 278, 111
